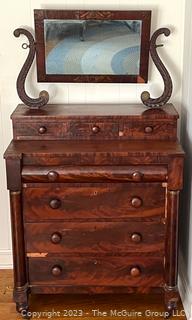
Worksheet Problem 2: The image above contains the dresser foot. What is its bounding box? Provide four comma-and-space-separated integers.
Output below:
16, 304, 30, 319
164, 285, 179, 318
14, 284, 29, 317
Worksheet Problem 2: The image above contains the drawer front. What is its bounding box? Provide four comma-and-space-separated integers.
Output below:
69, 122, 119, 139
25, 221, 165, 255
122, 121, 177, 140
28, 256, 164, 287
13, 122, 68, 140
22, 165, 168, 183
23, 183, 165, 221
13, 120, 177, 140
13, 121, 119, 140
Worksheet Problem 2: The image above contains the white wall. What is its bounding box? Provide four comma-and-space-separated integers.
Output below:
0, 0, 185, 269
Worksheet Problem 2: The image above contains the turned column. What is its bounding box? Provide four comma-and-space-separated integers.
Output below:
164, 157, 184, 316
6, 157, 29, 313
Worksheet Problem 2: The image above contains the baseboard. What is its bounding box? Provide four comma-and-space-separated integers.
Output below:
178, 252, 192, 320
0, 250, 13, 269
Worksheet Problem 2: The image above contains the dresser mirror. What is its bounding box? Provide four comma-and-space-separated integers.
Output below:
34, 10, 151, 83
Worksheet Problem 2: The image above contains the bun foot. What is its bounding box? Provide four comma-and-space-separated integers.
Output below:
164, 285, 179, 318
16, 303, 30, 318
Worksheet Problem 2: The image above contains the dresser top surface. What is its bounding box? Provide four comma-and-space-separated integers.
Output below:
11, 103, 179, 120
4, 139, 184, 160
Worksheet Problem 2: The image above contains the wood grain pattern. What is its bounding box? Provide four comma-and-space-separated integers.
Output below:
122, 121, 176, 140
23, 183, 165, 222
9, 192, 26, 288
168, 157, 184, 190
11, 104, 178, 141
28, 256, 164, 287
11, 103, 179, 119
22, 165, 168, 183
25, 221, 165, 255
3, 103, 185, 316
34, 10, 151, 83
9, 191, 28, 312
13, 120, 177, 141
4, 140, 184, 167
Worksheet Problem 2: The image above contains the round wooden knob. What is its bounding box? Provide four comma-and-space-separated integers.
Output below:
38, 126, 47, 134
131, 197, 142, 208
144, 126, 153, 133
51, 232, 62, 244
92, 125, 100, 134
130, 266, 141, 277
132, 171, 143, 182
51, 265, 62, 276
49, 199, 61, 209
47, 171, 59, 181
131, 233, 142, 243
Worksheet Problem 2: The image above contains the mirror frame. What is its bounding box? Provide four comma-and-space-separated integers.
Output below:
34, 9, 151, 83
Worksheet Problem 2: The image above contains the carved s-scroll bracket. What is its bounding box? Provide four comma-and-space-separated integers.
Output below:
141, 28, 173, 108
14, 28, 49, 108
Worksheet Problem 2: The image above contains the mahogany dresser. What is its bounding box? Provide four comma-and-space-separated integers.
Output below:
4, 103, 184, 317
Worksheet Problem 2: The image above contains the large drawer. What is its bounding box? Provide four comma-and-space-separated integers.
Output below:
28, 256, 164, 287
23, 183, 166, 221
25, 221, 165, 255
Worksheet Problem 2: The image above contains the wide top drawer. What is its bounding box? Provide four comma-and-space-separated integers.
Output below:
22, 165, 168, 183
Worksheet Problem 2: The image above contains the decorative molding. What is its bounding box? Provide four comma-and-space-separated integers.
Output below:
14, 28, 49, 108
141, 28, 173, 108
0, 250, 13, 269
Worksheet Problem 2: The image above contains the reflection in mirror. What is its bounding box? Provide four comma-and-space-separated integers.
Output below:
44, 19, 142, 75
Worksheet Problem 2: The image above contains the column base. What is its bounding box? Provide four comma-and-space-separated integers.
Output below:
164, 285, 179, 318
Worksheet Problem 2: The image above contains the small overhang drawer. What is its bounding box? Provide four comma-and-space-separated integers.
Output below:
22, 165, 168, 183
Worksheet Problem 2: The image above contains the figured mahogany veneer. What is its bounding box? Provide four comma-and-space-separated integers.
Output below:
25, 221, 165, 254
11, 103, 178, 141
4, 103, 184, 317
22, 165, 168, 182
22, 183, 165, 221
28, 256, 164, 287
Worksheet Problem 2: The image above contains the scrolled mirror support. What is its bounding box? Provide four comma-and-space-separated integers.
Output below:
141, 28, 173, 108
14, 28, 49, 108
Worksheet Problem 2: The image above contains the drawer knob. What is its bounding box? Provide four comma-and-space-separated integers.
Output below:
92, 125, 100, 134
38, 126, 47, 134
132, 171, 143, 181
49, 199, 61, 209
131, 197, 142, 208
130, 266, 141, 277
51, 265, 62, 276
130, 267, 141, 278
47, 171, 59, 181
144, 126, 153, 133
51, 232, 62, 244
131, 233, 142, 243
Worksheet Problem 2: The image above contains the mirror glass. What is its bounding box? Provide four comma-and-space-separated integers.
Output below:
44, 19, 142, 76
